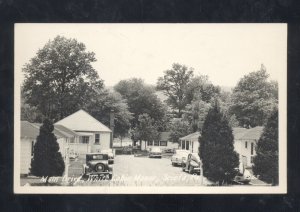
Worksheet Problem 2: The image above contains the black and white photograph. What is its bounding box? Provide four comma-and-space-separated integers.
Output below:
14, 24, 287, 194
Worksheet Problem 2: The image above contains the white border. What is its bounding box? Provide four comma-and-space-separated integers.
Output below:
14, 23, 287, 194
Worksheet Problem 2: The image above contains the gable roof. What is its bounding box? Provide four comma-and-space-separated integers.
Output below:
32, 123, 72, 139
21, 121, 75, 139
233, 126, 264, 141
55, 109, 112, 132
180, 131, 201, 141
54, 124, 80, 137
232, 127, 248, 140
21, 121, 40, 139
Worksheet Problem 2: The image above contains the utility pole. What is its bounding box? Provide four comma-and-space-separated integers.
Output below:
110, 109, 115, 149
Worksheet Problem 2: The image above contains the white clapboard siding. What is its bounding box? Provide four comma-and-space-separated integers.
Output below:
20, 139, 33, 175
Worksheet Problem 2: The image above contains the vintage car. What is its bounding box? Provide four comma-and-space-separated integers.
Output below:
68, 150, 79, 160
149, 147, 162, 158
171, 149, 190, 166
101, 149, 114, 164
232, 166, 251, 184
182, 153, 201, 174
82, 153, 113, 180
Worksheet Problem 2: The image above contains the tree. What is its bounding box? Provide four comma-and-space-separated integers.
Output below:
253, 108, 278, 185
114, 78, 168, 129
30, 119, 65, 183
132, 114, 160, 149
229, 65, 278, 127
86, 90, 133, 139
182, 100, 211, 132
200, 102, 239, 185
168, 119, 191, 144
23, 35, 103, 121
185, 75, 220, 104
157, 63, 194, 117
21, 87, 44, 122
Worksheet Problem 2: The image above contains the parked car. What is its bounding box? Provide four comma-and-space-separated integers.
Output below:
82, 153, 113, 180
69, 150, 79, 160
163, 148, 175, 154
149, 147, 162, 158
101, 149, 114, 164
232, 166, 251, 184
171, 150, 190, 166
182, 153, 201, 174
123, 146, 133, 154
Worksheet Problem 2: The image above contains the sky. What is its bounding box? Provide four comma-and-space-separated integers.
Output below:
15, 24, 287, 88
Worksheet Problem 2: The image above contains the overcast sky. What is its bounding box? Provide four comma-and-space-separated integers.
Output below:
15, 24, 286, 88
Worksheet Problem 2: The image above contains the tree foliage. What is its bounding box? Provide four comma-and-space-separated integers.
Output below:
86, 90, 133, 139
253, 108, 278, 185
200, 102, 239, 184
114, 78, 168, 130
168, 119, 191, 144
132, 114, 160, 147
30, 119, 65, 179
157, 63, 194, 117
182, 100, 211, 132
230, 65, 278, 127
185, 75, 220, 103
23, 36, 103, 121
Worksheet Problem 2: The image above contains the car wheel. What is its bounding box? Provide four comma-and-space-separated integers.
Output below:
81, 174, 89, 180
188, 166, 193, 174
95, 163, 105, 172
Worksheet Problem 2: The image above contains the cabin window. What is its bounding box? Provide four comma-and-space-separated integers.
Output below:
154, 140, 159, 146
245, 141, 248, 148
147, 140, 153, 146
251, 156, 254, 163
182, 140, 185, 149
81, 136, 89, 144
186, 141, 190, 150
95, 134, 100, 144
70, 137, 75, 143
251, 143, 254, 155
31, 141, 34, 156
160, 141, 167, 146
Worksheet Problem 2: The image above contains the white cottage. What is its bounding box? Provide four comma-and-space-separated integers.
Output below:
20, 121, 76, 175
141, 132, 179, 151
179, 131, 201, 153
233, 126, 264, 168
55, 109, 112, 154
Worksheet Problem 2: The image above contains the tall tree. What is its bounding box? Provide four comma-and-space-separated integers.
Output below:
23, 35, 103, 121
114, 78, 168, 128
229, 65, 278, 127
157, 63, 194, 117
168, 119, 191, 144
200, 102, 239, 185
182, 100, 211, 132
253, 108, 278, 185
185, 75, 220, 104
30, 119, 65, 182
132, 114, 160, 148
86, 90, 133, 139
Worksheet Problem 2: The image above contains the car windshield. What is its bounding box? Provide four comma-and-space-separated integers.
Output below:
175, 150, 189, 155
101, 149, 113, 153
86, 154, 108, 161
191, 153, 201, 162
151, 148, 161, 152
